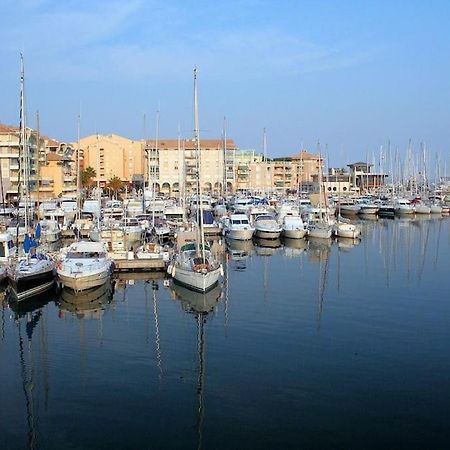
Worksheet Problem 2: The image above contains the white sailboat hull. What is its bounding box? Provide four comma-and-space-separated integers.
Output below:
282, 228, 307, 239
307, 224, 332, 239
172, 265, 221, 293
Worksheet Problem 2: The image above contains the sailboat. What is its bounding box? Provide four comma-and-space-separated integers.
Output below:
306, 148, 332, 239
7, 54, 55, 302
167, 68, 223, 292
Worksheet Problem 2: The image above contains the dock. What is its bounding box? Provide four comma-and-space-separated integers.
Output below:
113, 258, 166, 272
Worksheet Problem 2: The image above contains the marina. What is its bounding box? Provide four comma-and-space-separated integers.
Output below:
1, 4, 449, 446
0, 215, 449, 449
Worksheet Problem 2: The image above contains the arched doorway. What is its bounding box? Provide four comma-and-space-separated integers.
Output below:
161, 182, 171, 196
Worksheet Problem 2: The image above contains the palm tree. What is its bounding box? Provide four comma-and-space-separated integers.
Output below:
80, 166, 96, 187
107, 175, 124, 199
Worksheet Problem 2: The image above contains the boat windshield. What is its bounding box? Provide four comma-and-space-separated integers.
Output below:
66, 251, 106, 259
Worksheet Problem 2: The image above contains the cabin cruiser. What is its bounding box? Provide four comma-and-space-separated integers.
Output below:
57, 241, 114, 293
394, 198, 414, 215
222, 213, 254, 240
164, 205, 185, 225
282, 215, 307, 239
103, 199, 124, 220
338, 199, 361, 216
357, 198, 379, 215
152, 218, 172, 242
254, 215, 282, 239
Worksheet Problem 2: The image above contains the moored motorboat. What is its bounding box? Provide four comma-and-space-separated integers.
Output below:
57, 241, 114, 293
222, 213, 254, 240
254, 215, 282, 239
281, 215, 307, 239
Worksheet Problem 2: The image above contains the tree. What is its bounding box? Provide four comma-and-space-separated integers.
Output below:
80, 166, 96, 188
107, 175, 124, 199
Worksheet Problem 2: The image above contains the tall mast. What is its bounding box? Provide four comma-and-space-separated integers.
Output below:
96, 133, 100, 228
194, 67, 206, 261
177, 123, 182, 205
222, 116, 227, 197
76, 112, 81, 220
19, 53, 30, 234
36, 111, 40, 209
152, 108, 160, 228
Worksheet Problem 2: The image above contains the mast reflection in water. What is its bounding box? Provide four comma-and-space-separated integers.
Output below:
0, 217, 449, 449
170, 281, 223, 450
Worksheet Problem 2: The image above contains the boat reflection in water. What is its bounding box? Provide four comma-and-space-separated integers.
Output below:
282, 237, 308, 257
336, 236, 362, 251
225, 238, 254, 271
169, 280, 223, 449
253, 237, 282, 256
307, 237, 332, 264
58, 282, 114, 320
225, 237, 254, 255
170, 281, 223, 315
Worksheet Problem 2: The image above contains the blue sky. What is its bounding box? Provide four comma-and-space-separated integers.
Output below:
0, 0, 449, 167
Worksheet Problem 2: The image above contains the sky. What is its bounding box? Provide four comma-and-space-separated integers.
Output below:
0, 0, 449, 168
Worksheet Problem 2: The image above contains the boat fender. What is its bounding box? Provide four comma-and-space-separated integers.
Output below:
172, 266, 176, 277
220, 264, 224, 277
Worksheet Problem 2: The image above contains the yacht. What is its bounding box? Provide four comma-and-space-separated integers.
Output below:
282, 215, 307, 239
57, 241, 114, 293
222, 213, 255, 240
254, 215, 282, 239
394, 198, 414, 215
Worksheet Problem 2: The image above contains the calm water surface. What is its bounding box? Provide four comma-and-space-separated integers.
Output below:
1, 216, 449, 449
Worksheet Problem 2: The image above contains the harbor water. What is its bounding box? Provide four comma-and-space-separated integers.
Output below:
1, 216, 449, 449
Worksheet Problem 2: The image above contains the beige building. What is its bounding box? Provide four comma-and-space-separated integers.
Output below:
144, 138, 237, 196
78, 134, 144, 185
234, 149, 323, 193
0, 123, 78, 200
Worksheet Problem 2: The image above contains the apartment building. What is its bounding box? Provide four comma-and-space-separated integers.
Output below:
143, 138, 237, 196
0, 123, 38, 200
0, 123, 77, 200
78, 134, 144, 185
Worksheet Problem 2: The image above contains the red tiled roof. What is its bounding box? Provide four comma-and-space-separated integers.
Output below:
45, 138, 60, 147
291, 150, 321, 160
0, 123, 19, 133
46, 153, 64, 162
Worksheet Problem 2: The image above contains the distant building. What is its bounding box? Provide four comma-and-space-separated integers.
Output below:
78, 134, 144, 187
144, 138, 237, 196
347, 162, 387, 192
